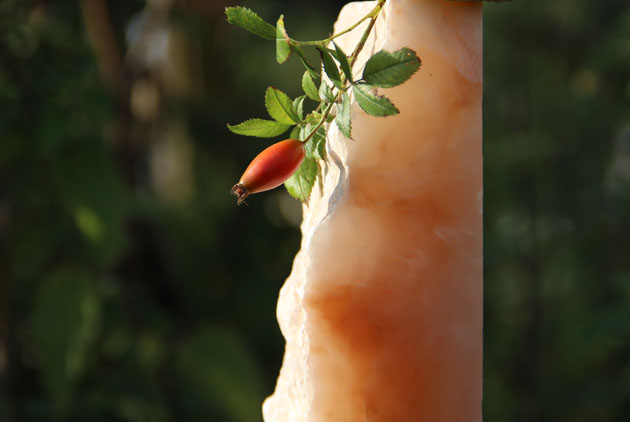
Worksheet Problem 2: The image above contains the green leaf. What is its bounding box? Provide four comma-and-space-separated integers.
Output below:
304, 114, 319, 125
289, 125, 301, 140
336, 91, 352, 138
318, 81, 335, 103
332, 42, 353, 83
315, 132, 327, 159
293, 95, 306, 121
298, 125, 316, 156
302, 71, 320, 101
362, 48, 421, 88
31, 270, 100, 411
353, 84, 400, 117
265, 87, 300, 124
276, 15, 291, 64
225, 7, 276, 40
318, 46, 342, 89
227, 119, 292, 137
305, 112, 334, 124
285, 156, 317, 202
302, 125, 327, 160
298, 125, 308, 141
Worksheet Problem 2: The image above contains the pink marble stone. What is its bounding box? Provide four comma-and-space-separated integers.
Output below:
263, 1, 482, 421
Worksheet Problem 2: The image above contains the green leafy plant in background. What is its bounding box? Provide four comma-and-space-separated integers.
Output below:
226, 0, 421, 202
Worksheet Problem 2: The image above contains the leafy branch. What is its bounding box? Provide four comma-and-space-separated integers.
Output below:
225, 1, 421, 202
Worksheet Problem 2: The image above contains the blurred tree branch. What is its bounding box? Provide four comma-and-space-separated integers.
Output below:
78, 0, 136, 186
78, 0, 129, 107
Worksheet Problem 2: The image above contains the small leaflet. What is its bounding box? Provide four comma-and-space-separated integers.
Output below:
318, 81, 335, 103
302, 71, 320, 101
353, 84, 399, 117
336, 91, 352, 138
362, 48, 421, 88
276, 15, 291, 64
227, 119, 292, 137
300, 125, 326, 160
225, 7, 276, 40
284, 156, 317, 202
318, 47, 342, 89
293, 95, 306, 121
265, 87, 300, 124
332, 42, 353, 83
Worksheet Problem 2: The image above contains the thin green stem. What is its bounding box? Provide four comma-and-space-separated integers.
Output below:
303, 102, 333, 144
336, 0, 382, 93
350, 0, 384, 67
293, 0, 385, 47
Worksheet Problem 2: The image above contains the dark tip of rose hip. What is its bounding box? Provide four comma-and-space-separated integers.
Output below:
231, 183, 249, 205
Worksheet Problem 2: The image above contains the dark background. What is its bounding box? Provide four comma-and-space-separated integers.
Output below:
0, 0, 628, 421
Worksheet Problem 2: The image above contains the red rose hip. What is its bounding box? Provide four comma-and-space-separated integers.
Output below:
231, 139, 305, 204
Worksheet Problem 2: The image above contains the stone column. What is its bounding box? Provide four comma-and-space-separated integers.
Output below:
264, 1, 483, 421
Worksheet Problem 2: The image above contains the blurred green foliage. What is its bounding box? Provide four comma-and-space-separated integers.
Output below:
0, 0, 628, 421
484, 1, 630, 421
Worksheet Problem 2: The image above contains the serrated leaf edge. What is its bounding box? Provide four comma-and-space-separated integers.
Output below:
265, 87, 300, 124
225, 6, 276, 40
362, 48, 421, 88
227, 118, 292, 137
353, 84, 400, 117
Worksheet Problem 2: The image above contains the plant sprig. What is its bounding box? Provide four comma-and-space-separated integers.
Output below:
226, 1, 421, 202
